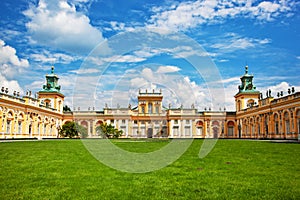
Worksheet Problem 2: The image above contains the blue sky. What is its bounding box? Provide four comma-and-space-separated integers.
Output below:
0, 0, 299, 110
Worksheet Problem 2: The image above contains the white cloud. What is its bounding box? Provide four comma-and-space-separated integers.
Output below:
0, 74, 24, 95
103, 55, 146, 63
147, 0, 296, 32
0, 39, 29, 79
211, 34, 271, 52
127, 67, 219, 109
31, 50, 76, 64
70, 68, 100, 74
217, 59, 229, 63
23, 0, 109, 54
0, 40, 29, 67
260, 81, 300, 97
156, 65, 180, 73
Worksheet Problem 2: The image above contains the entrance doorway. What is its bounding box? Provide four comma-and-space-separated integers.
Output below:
147, 128, 153, 138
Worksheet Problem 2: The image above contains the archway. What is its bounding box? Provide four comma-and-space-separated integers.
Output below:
284, 111, 290, 135
227, 121, 235, 137
196, 120, 203, 136
212, 121, 219, 138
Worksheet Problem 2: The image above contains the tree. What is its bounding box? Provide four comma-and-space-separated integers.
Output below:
96, 123, 123, 139
58, 121, 87, 138
77, 124, 88, 138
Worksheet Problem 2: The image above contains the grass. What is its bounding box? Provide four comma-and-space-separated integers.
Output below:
1, 139, 300, 199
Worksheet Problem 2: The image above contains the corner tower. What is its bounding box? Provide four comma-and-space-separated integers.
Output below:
38, 66, 64, 113
234, 65, 260, 112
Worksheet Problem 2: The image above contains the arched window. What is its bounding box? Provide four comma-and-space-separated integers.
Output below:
212, 121, 219, 138
81, 121, 88, 128
96, 120, 103, 126
227, 121, 235, 136
284, 112, 290, 134
247, 99, 255, 107
274, 114, 279, 135
18, 121, 22, 134
44, 124, 47, 136
256, 117, 260, 136
264, 115, 269, 136
196, 121, 203, 136
6, 120, 11, 134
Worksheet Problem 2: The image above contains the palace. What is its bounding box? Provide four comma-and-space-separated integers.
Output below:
1, 66, 300, 139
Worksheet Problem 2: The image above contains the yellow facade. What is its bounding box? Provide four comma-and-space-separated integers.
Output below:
1, 66, 299, 139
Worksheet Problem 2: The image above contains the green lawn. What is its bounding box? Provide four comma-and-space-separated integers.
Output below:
1, 139, 300, 199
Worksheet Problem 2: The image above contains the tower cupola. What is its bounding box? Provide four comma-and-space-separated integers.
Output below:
237, 65, 258, 94
234, 65, 260, 112
41, 66, 61, 92
38, 66, 64, 113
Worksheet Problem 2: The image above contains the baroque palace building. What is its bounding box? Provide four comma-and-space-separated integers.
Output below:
1, 66, 300, 139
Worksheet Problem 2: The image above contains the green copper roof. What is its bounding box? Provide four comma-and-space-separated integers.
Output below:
39, 66, 61, 93
236, 66, 259, 94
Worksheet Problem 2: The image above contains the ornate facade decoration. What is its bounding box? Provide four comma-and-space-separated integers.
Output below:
1, 66, 299, 139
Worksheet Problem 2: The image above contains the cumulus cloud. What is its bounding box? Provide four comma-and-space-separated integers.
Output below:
147, 0, 296, 31
0, 39, 29, 79
127, 67, 219, 109
0, 40, 29, 68
23, 0, 109, 54
156, 65, 180, 73
260, 81, 300, 97
0, 74, 24, 95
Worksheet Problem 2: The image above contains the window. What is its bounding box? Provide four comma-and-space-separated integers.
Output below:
197, 127, 203, 136
148, 103, 152, 114
185, 126, 190, 136
6, 120, 11, 134
18, 121, 22, 134
186, 120, 190, 124
228, 127, 233, 136
174, 120, 178, 124
155, 106, 159, 114
284, 112, 290, 134
37, 124, 40, 134
120, 126, 126, 134
173, 126, 179, 136
227, 121, 234, 137
44, 125, 47, 135
140, 127, 146, 135
141, 106, 145, 114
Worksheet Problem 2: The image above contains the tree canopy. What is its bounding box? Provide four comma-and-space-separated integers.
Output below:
96, 123, 123, 138
58, 121, 87, 138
